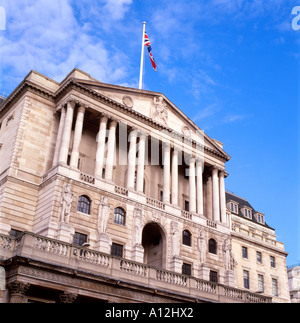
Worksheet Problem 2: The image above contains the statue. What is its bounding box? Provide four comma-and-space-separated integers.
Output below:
223, 238, 233, 271
170, 221, 180, 257
198, 230, 207, 264
151, 96, 168, 126
133, 208, 143, 245
60, 183, 74, 224
97, 196, 110, 234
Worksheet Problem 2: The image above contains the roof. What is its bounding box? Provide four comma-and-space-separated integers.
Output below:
226, 191, 274, 230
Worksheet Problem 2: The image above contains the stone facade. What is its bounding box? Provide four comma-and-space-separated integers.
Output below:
227, 192, 290, 302
288, 265, 300, 303
0, 69, 288, 303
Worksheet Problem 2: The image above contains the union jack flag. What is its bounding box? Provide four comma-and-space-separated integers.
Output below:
144, 31, 157, 72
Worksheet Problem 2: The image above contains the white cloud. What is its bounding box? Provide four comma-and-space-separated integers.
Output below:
0, 0, 133, 91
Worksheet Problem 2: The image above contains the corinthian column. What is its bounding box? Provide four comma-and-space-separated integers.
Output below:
52, 106, 66, 167
212, 167, 220, 222
58, 101, 75, 165
127, 129, 137, 189
163, 143, 170, 203
171, 147, 179, 205
95, 115, 108, 178
70, 105, 85, 169
105, 119, 117, 182
219, 171, 227, 224
189, 157, 196, 213
196, 159, 204, 215
136, 132, 146, 193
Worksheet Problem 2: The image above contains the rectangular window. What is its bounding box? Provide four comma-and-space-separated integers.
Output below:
243, 270, 250, 289
256, 251, 262, 264
10, 229, 23, 238
272, 278, 278, 297
242, 246, 248, 259
73, 232, 88, 246
111, 243, 123, 258
210, 270, 218, 283
270, 256, 276, 268
230, 203, 238, 213
182, 263, 192, 276
258, 274, 264, 292
185, 200, 190, 212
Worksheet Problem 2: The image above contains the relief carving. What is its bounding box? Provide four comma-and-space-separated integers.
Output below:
60, 183, 74, 224
97, 196, 111, 234
151, 96, 168, 126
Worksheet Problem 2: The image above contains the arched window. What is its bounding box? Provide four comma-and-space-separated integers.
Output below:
182, 230, 192, 246
77, 195, 91, 214
114, 207, 126, 226
209, 238, 217, 254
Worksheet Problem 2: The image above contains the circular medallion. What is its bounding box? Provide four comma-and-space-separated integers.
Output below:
122, 96, 134, 109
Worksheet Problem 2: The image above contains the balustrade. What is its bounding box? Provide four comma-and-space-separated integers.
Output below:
0, 232, 272, 303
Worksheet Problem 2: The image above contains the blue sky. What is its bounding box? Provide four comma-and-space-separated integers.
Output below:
0, 0, 299, 266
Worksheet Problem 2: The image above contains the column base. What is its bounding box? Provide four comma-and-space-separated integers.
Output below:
224, 270, 236, 288
199, 264, 210, 281
170, 255, 183, 274
132, 244, 144, 263
96, 233, 112, 254
57, 223, 74, 243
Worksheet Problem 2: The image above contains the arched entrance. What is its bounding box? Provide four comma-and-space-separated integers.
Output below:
142, 222, 166, 269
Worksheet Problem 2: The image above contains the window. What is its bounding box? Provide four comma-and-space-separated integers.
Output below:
77, 195, 91, 214
159, 190, 163, 202
243, 270, 250, 289
230, 202, 238, 213
111, 243, 123, 258
182, 230, 192, 246
210, 270, 218, 283
208, 239, 217, 254
256, 251, 262, 263
114, 207, 126, 225
10, 229, 22, 238
255, 213, 264, 224
242, 246, 248, 259
272, 278, 278, 297
258, 274, 264, 293
182, 263, 192, 276
73, 232, 87, 246
270, 256, 276, 268
256, 251, 262, 264
244, 208, 252, 218
184, 200, 190, 212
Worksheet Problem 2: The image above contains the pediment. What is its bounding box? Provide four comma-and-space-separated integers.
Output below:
71, 78, 230, 161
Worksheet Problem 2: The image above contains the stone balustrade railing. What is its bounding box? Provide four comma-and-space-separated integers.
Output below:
0, 232, 272, 303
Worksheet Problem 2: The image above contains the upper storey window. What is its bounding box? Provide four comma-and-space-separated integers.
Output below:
255, 212, 265, 224
244, 208, 252, 219
230, 202, 238, 214
77, 195, 91, 215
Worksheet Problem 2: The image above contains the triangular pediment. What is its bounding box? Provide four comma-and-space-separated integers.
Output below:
66, 75, 230, 161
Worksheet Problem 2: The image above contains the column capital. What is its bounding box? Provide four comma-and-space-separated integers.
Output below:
8, 281, 30, 298
109, 118, 118, 127
77, 105, 86, 114
59, 291, 78, 303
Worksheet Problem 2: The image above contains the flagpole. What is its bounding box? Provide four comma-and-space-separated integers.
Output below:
139, 21, 146, 90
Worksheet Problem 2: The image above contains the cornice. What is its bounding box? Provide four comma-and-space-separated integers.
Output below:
0, 75, 230, 163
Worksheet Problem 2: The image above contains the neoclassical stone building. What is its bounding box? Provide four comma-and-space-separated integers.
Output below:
0, 69, 288, 303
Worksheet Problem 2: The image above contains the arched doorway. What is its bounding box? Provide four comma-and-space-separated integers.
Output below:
142, 222, 166, 269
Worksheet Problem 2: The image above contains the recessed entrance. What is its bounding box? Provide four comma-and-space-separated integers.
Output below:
142, 222, 166, 269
